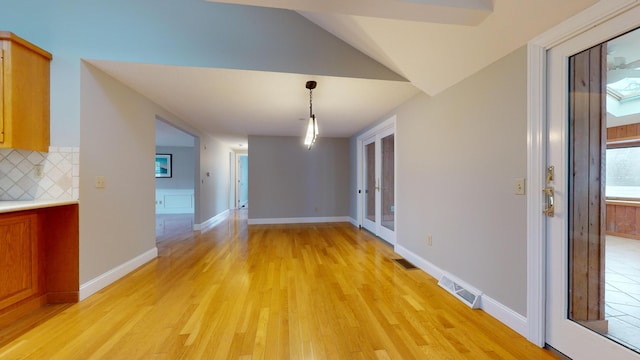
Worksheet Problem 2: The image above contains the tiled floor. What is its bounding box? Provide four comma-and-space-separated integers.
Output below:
605, 235, 640, 352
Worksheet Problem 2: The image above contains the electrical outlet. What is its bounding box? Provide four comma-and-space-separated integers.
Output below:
427, 235, 433, 246
33, 164, 44, 179
95, 176, 106, 189
514, 178, 526, 195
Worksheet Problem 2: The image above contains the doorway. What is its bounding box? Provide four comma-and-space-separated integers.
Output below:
237, 153, 248, 209
357, 116, 396, 245
154, 118, 197, 241
535, 3, 640, 358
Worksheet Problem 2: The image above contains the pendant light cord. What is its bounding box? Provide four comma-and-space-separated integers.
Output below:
309, 88, 313, 118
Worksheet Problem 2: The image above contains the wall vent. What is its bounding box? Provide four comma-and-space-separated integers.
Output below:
438, 273, 482, 309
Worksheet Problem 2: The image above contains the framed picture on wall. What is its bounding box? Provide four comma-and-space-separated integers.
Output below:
155, 154, 172, 178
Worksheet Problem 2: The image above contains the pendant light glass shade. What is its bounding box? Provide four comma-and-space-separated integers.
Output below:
304, 80, 318, 149
304, 115, 318, 149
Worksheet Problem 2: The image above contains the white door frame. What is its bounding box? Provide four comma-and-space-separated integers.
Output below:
356, 115, 397, 244
236, 153, 248, 209
229, 151, 236, 210
526, 0, 640, 347
361, 135, 377, 234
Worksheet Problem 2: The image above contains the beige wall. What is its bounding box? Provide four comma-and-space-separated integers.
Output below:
79, 63, 232, 284
80, 63, 157, 283
384, 46, 528, 314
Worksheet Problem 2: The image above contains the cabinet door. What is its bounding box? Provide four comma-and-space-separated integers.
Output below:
0, 32, 51, 152
0, 213, 38, 310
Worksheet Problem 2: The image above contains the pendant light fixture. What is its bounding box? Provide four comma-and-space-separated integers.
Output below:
304, 80, 319, 149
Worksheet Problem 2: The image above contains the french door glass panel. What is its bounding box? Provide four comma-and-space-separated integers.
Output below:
363, 139, 376, 232
381, 134, 395, 231
361, 127, 395, 244
546, 9, 640, 359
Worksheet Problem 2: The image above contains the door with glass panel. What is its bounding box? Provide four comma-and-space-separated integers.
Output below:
546, 8, 640, 358
361, 128, 395, 244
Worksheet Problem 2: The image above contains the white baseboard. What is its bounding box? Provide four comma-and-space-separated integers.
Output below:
79, 247, 158, 301
480, 294, 528, 337
395, 244, 445, 281
394, 244, 527, 338
348, 217, 359, 228
194, 209, 229, 231
247, 216, 351, 225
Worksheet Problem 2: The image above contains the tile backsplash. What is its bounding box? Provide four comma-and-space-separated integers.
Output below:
0, 147, 79, 201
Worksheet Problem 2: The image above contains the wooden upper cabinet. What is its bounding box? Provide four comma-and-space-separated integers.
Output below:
0, 32, 52, 152
607, 123, 640, 148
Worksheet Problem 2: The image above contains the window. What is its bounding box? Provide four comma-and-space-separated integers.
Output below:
606, 146, 640, 199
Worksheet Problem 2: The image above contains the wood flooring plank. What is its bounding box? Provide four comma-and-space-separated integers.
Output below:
0, 212, 560, 359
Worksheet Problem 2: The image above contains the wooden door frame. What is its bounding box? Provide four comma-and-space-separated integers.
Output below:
526, 0, 639, 346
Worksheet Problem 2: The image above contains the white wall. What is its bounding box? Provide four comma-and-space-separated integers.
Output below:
354, 46, 528, 315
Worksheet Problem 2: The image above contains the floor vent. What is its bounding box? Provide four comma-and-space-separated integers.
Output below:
393, 258, 418, 269
438, 274, 482, 309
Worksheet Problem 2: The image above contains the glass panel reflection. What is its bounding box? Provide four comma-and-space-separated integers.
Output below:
381, 134, 394, 231
365, 142, 376, 223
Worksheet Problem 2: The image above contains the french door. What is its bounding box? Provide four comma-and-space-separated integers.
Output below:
545, 4, 640, 358
360, 119, 395, 244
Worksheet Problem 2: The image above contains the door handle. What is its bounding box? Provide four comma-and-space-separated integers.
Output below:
543, 186, 554, 217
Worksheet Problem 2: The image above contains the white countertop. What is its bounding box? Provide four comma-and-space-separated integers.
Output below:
0, 199, 79, 214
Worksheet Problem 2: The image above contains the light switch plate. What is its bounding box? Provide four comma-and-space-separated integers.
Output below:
95, 176, 106, 189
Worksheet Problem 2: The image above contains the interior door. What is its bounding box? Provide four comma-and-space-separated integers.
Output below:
237, 154, 248, 208
546, 7, 640, 358
361, 128, 395, 244
362, 137, 376, 234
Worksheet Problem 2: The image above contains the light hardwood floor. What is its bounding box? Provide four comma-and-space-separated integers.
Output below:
0, 211, 558, 359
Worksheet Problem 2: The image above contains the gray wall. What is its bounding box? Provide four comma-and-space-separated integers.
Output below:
155, 146, 195, 190
248, 136, 350, 220
80, 63, 160, 284
80, 62, 231, 284
199, 136, 232, 222
352, 46, 528, 315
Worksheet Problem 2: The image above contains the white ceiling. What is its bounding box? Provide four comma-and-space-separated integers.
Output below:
89, 61, 420, 148
89, 0, 600, 150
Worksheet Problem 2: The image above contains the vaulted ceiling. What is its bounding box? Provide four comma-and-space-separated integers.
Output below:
90, 0, 599, 149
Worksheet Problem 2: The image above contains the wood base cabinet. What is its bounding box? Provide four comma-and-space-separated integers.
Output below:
0, 32, 52, 152
0, 213, 39, 310
0, 204, 78, 326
